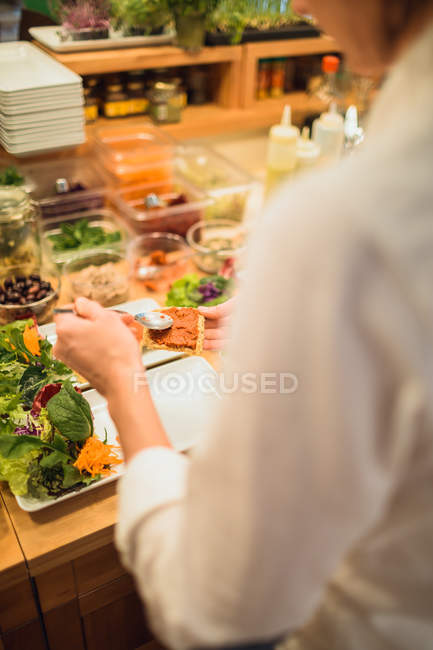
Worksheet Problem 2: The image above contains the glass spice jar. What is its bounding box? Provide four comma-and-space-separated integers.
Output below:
147, 81, 182, 124
103, 82, 130, 118
0, 187, 41, 274
127, 77, 149, 116
83, 87, 98, 123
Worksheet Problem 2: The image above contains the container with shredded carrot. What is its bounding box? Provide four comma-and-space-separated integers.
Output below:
74, 437, 122, 478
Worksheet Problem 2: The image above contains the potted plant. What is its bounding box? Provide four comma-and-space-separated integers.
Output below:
167, 0, 220, 52
207, 0, 319, 45
55, 0, 111, 40
110, 0, 171, 36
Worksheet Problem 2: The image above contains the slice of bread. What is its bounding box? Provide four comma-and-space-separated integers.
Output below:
142, 307, 205, 355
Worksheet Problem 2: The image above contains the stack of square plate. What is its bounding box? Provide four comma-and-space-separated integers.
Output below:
0, 41, 85, 156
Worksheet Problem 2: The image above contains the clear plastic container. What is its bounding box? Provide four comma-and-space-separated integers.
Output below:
41, 209, 129, 268
186, 219, 246, 274
111, 175, 212, 238
20, 157, 107, 219
62, 249, 129, 307
128, 232, 190, 292
93, 124, 175, 186
175, 144, 262, 223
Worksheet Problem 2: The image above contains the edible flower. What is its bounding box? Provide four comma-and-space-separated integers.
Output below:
74, 437, 122, 478
23, 323, 41, 357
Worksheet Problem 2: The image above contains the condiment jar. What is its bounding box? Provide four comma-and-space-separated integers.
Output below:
147, 81, 182, 124
127, 79, 149, 116
104, 82, 129, 118
83, 87, 98, 123
0, 187, 41, 273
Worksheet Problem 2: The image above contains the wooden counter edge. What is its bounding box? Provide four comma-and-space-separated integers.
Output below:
0, 491, 28, 590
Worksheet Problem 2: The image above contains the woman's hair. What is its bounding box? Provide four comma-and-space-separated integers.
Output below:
385, 0, 433, 46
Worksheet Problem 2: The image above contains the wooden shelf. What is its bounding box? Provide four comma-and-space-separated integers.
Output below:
240, 35, 340, 108
34, 42, 242, 75
87, 92, 326, 140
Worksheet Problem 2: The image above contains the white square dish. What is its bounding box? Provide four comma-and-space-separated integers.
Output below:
15, 356, 218, 512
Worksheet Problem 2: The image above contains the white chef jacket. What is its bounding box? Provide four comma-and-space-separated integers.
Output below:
116, 20, 433, 650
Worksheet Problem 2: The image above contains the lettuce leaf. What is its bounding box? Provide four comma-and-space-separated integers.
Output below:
0, 451, 38, 496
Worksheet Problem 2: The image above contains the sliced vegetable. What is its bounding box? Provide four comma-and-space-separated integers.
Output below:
74, 436, 122, 477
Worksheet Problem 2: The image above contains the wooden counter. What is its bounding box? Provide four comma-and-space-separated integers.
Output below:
0, 275, 218, 649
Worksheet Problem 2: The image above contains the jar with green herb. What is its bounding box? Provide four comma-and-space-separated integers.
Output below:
147, 81, 182, 124
0, 188, 41, 274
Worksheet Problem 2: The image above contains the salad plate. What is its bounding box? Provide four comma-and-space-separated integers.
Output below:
16, 355, 218, 512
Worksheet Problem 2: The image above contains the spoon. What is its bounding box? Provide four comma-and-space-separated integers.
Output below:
53, 308, 173, 331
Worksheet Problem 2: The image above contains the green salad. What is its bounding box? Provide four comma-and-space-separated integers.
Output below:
0, 320, 121, 500
166, 273, 234, 308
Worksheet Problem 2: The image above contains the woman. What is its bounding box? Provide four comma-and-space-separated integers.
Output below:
54, 1, 433, 648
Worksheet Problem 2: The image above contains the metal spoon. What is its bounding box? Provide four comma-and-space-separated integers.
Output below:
53, 308, 173, 331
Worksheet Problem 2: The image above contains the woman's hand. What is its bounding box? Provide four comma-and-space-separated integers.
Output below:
198, 298, 235, 351
54, 297, 144, 399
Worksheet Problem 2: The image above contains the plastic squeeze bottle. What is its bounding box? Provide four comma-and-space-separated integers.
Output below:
296, 126, 321, 174
312, 102, 345, 164
266, 105, 300, 195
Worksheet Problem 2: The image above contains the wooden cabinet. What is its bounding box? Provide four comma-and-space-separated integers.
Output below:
33, 544, 154, 650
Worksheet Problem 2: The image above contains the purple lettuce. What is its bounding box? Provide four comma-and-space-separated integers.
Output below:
14, 414, 42, 437
198, 282, 222, 303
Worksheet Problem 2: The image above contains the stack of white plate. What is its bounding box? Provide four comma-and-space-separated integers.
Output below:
0, 41, 85, 156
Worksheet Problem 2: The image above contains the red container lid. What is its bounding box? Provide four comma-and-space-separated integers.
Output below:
322, 55, 340, 74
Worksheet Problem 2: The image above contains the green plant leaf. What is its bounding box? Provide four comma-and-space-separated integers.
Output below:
47, 380, 93, 441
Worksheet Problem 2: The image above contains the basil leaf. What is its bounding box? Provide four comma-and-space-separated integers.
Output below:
62, 464, 83, 489
47, 381, 93, 441
19, 365, 47, 408
52, 433, 68, 454
40, 450, 69, 469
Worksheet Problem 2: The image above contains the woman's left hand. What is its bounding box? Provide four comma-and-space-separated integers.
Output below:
54, 297, 144, 399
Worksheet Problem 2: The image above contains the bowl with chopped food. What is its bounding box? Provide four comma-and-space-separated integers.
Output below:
127, 232, 191, 292
41, 209, 128, 267
0, 266, 60, 325
62, 250, 130, 307
186, 219, 247, 274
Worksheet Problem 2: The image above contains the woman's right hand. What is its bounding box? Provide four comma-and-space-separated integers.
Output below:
198, 298, 235, 351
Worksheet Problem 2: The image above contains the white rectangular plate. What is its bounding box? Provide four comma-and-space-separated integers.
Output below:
30, 26, 175, 53
0, 41, 81, 92
16, 356, 218, 512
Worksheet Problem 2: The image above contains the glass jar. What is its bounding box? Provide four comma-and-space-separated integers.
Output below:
84, 87, 98, 123
147, 81, 182, 124
0, 187, 41, 274
103, 83, 130, 118
127, 80, 149, 116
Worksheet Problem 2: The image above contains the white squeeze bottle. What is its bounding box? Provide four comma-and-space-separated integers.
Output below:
312, 102, 345, 164
296, 126, 321, 174
266, 105, 299, 195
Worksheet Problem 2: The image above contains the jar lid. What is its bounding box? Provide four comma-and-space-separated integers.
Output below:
127, 81, 144, 90
107, 84, 123, 92
0, 187, 31, 223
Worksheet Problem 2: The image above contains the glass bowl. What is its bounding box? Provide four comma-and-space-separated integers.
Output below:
186, 219, 246, 274
0, 264, 60, 325
62, 249, 130, 307
127, 232, 191, 292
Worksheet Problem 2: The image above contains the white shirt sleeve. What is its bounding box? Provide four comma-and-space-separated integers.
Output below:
116, 170, 421, 649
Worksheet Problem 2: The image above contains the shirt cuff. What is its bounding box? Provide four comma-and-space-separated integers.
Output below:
115, 447, 189, 565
